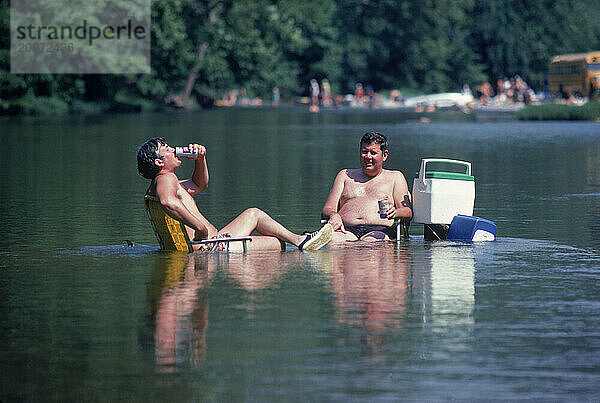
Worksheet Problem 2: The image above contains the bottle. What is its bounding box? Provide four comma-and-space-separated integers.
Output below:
175, 146, 198, 158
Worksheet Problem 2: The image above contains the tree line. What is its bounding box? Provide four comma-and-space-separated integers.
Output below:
1, 0, 599, 114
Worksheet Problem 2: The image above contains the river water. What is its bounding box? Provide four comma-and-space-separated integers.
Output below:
1, 108, 599, 401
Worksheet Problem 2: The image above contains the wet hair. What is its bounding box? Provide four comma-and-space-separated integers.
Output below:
137, 137, 166, 179
360, 132, 388, 152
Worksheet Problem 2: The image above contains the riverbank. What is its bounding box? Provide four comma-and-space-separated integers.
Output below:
516, 101, 600, 121
4, 89, 597, 122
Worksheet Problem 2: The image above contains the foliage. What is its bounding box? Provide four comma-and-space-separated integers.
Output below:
470, 0, 600, 86
516, 101, 600, 121
1, 0, 600, 114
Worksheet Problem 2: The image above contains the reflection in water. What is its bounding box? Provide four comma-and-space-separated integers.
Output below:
150, 253, 211, 372
148, 251, 304, 372
146, 243, 474, 371
219, 251, 303, 292
413, 243, 475, 338
320, 244, 410, 347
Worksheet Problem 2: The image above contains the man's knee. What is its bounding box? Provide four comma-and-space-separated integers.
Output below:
242, 207, 264, 220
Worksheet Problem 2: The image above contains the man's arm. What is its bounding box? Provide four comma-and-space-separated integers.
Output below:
156, 174, 210, 240
321, 170, 347, 232
180, 144, 209, 196
389, 171, 412, 221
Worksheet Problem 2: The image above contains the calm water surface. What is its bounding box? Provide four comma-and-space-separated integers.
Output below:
1, 108, 599, 401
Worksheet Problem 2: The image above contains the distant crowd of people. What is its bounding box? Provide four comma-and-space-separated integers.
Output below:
310, 78, 338, 111
473, 75, 536, 105
216, 78, 390, 111
309, 78, 385, 111
471, 73, 592, 106
215, 87, 263, 107
216, 72, 588, 110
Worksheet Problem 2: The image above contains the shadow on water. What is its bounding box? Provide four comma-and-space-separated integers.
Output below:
59, 243, 160, 256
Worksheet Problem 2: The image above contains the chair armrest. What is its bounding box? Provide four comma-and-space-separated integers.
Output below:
191, 236, 253, 244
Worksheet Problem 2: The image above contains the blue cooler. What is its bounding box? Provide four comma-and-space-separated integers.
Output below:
446, 215, 497, 241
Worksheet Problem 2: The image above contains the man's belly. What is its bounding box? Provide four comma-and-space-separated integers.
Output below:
338, 197, 393, 226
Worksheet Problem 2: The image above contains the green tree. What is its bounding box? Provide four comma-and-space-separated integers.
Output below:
470, 0, 600, 88
334, 0, 484, 93
3, 0, 600, 115
189, 0, 341, 99
396, 0, 485, 92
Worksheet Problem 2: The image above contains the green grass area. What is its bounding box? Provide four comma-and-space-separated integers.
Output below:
516, 101, 600, 121
1, 92, 163, 116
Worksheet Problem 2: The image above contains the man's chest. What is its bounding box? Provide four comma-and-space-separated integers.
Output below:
341, 177, 393, 200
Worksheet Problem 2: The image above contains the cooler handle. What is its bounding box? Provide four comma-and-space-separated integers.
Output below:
418, 158, 472, 186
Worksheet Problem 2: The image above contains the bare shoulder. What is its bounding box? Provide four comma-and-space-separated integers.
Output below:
154, 172, 180, 196
155, 171, 179, 185
344, 168, 365, 182
385, 169, 409, 189
383, 169, 407, 180
335, 169, 352, 182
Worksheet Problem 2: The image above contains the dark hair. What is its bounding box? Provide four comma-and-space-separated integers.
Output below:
360, 132, 388, 152
137, 137, 166, 179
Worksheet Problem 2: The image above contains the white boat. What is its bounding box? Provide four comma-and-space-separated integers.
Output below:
403, 92, 474, 108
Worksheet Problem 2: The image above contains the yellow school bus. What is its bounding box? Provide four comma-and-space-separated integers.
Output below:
548, 51, 600, 97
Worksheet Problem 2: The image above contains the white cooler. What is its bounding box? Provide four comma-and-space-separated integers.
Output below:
412, 158, 475, 225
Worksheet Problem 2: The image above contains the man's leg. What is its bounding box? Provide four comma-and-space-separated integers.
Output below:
226, 236, 285, 252
219, 208, 304, 246
219, 208, 332, 250
329, 231, 359, 247
360, 231, 390, 241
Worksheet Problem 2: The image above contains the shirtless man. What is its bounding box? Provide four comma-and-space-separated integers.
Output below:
321, 132, 412, 244
137, 137, 332, 251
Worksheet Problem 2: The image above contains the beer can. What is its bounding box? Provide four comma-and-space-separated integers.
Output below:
378, 199, 389, 219
175, 146, 198, 158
